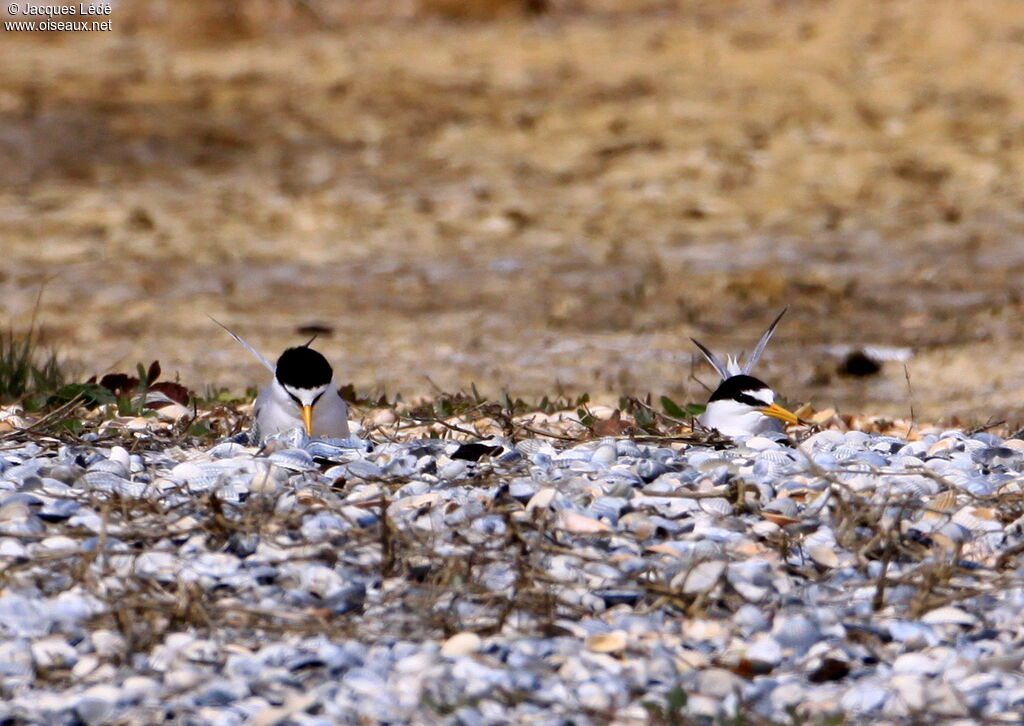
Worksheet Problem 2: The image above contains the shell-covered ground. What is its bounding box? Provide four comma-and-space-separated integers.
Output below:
6, 2, 1024, 724
3, 0, 1024, 424
2, 401, 1024, 724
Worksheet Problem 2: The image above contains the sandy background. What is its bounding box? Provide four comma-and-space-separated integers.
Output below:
2, 0, 1024, 423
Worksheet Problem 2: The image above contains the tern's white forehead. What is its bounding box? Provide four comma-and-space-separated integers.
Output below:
278, 381, 330, 407
740, 388, 774, 405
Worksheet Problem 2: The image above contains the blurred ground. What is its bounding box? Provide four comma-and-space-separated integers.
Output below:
2, 0, 1024, 424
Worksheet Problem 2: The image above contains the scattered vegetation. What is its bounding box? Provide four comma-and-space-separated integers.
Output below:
0, 324, 208, 442
0, 325, 67, 408
96, 360, 192, 416
0, 335, 710, 448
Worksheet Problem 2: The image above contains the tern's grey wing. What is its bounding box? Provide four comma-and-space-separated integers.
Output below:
742, 307, 788, 374
312, 387, 351, 439
209, 316, 275, 373
690, 337, 730, 380
251, 383, 275, 442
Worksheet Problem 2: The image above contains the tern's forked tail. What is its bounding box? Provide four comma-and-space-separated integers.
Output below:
691, 307, 788, 380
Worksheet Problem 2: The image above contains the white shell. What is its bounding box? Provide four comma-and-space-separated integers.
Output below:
558, 510, 612, 534
920, 606, 978, 627
441, 632, 482, 657
674, 560, 726, 594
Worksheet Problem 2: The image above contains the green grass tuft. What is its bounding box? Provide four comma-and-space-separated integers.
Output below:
0, 325, 67, 408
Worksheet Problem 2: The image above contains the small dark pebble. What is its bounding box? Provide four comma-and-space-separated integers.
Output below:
451, 443, 504, 462
837, 351, 882, 377
809, 657, 851, 683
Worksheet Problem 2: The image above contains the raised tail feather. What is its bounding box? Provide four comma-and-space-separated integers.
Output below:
742, 306, 788, 375
209, 316, 275, 373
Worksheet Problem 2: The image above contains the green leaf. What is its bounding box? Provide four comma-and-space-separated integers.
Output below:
135, 362, 148, 388
684, 403, 706, 416
640, 701, 663, 717
666, 686, 688, 713
48, 383, 115, 409
53, 418, 84, 434
435, 398, 453, 418
660, 395, 687, 418
116, 396, 135, 416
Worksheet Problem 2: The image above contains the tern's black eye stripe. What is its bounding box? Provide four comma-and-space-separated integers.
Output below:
708, 374, 772, 403
313, 391, 324, 406
735, 393, 769, 408
287, 392, 301, 406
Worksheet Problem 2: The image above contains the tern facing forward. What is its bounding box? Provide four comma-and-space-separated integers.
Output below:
691, 308, 800, 438
254, 345, 351, 441
213, 319, 350, 442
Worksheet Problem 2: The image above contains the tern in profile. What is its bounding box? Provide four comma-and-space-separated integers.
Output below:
691, 308, 800, 438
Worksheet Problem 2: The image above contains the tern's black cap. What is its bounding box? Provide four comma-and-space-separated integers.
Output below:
708, 374, 770, 405
275, 346, 333, 390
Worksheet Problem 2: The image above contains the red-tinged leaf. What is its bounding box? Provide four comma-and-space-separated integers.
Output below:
593, 409, 629, 437
100, 373, 139, 397
147, 360, 161, 384
148, 381, 192, 406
